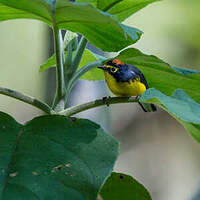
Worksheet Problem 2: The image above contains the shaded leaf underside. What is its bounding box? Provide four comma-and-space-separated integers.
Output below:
140, 88, 200, 142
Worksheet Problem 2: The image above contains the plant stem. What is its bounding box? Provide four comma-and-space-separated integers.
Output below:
64, 42, 73, 83
71, 36, 88, 76
59, 96, 138, 117
0, 87, 53, 114
64, 60, 103, 105
52, 25, 66, 111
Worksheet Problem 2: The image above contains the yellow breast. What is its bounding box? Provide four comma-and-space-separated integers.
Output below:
104, 71, 146, 97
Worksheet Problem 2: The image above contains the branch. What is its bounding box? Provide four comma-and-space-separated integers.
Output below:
59, 96, 138, 117
0, 87, 53, 114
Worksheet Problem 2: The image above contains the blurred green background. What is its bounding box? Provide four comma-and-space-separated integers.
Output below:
0, 0, 200, 199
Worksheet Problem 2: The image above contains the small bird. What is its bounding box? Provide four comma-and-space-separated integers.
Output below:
98, 59, 156, 112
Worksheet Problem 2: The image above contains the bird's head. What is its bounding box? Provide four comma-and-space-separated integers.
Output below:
98, 59, 123, 72
98, 59, 138, 82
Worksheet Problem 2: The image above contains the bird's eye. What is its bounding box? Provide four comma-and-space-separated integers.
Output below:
135, 76, 140, 81
111, 67, 118, 73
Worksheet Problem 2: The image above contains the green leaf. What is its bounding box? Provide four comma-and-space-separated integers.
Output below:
56, 0, 142, 51
140, 88, 200, 142
102, 0, 161, 22
40, 54, 57, 72
0, 0, 142, 52
0, 112, 22, 194
100, 172, 152, 200
0, 0, 52, 24
77, 0, 160, 22
116, 48, 200, 103
0, 113, 119, 199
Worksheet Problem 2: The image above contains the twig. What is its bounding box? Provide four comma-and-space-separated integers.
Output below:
65, 60, 103, 102
0, 87, 53, 114
59, 96, 138, 117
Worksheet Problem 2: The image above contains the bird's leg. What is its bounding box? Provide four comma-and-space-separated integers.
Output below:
134, 95, 140, 101
102, 96, 111, 107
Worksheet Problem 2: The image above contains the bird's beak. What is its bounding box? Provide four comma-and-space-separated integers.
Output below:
97, 65, 106, 70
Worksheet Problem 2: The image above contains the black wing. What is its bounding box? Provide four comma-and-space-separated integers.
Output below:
127, 64, 149, 88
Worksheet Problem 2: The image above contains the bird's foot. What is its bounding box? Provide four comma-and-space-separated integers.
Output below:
102, 96, 111, 107
135, 96, 140, 101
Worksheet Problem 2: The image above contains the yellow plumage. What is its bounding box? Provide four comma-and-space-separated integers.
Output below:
104, 71, 146, 97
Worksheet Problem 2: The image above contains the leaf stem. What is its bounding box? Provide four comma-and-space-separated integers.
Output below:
52, 25, 66, 111
64, 60, 103, 104
64, 42, 73, 83
69, 60, 102, 91
71, 36, 88, 76
59, 96, 138, 117
0, 87, 53, 114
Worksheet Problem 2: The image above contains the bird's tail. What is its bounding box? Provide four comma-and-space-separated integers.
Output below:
138, 102, 157, 112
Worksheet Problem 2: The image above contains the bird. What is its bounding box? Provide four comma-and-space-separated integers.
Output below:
98, 59, 156, 112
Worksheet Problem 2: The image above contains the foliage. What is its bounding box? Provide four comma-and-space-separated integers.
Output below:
40, 49, 105, 80
140, 89, 200, 141
0, 0, 199, 199
100, 172, 152, 200
0, 113, 118, 199
116, 48, 200, 102
0, 0, 142, 52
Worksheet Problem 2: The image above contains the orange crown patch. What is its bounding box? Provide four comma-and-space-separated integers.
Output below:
112, 59, 124, 65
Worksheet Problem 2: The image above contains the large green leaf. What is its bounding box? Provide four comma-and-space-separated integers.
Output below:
0, 112, 21, 194
140, 88, 200, 142
100, 172, 152, 200
0, 0, 52, 24
77, 0, 160, 22
0, 112, 119, 200
116, 48, 200, 103
0, 0, 142, 52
